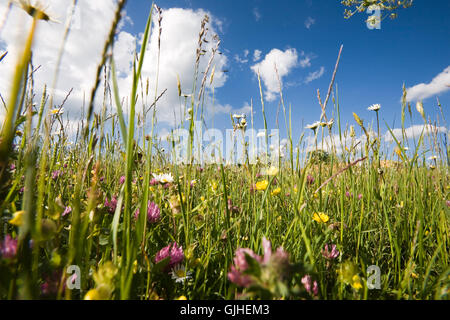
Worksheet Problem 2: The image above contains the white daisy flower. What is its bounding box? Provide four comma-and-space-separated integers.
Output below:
170, 265, 192, 284
306, 121, 320, 130
368, 104, 381, 111
153, 173, 174, 184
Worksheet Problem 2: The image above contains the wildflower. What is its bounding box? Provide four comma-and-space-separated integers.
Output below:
239, 118, 247, 129
358, 194, 363, 200
104, 196, 118, 214
155, 242, 184, 269
255, 180, 269, 191
41, 271, 65, 297
351, 275, 363, 290
50, 108, 64, 115
119, 176, 126, 185
177, 296, 188, 300
305, 121, 320, 131
301, 275, 319, 296
345, 191, 352, 198
62, 206, 72, 217
52, 170, 62, 181
9, 210, 25, 226
0, 235, 18, 259
153, 173, 174, 184
411, 272, 419, 279
367, 104, 381, 111
446, 200, 450, 208
232, 113, 245, 119
322, 244, 340, 260
312, 212, 329, 224
84, 286, 111, 300
134, 201, 161, 223
170, 265, 192, 284
228, 237, 289, 288
326, 119, 334, 128
428, 155, 437, 161
271, 187, 281, 196
190, 179, 197, 187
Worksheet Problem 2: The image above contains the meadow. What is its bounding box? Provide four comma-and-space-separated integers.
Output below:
0, 1, 449, 300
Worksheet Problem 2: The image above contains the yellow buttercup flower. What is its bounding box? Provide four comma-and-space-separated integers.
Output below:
271, 187, 281, 196
255, 180, 269, 191
9, 211, 25, 226
177, 296, 187, 300
351, 275, 363, 290
312, 212, 329, 223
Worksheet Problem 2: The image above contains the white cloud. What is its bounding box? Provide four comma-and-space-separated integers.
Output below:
305, 66, 325, 84
234, 49, 249, 64
253, 49, 262, 62
384, 124, 448, 142
251, 48, 299, 102
305, 17, 315, 29
300, 56, 312, 68
0, 0, 119, 116
405, 66, 450, 102
0, 3, 229, 130
253, 7, 261, 22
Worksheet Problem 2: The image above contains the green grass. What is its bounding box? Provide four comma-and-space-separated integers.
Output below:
0, 2, 448, 300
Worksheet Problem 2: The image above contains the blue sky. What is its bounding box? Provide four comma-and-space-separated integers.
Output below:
0, 0, 448, 160
121, 0, 450, 146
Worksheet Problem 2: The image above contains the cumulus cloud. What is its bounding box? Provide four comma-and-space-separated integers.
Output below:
250, 48, 299, 102
384, 124, 448, 142
0, 2, 230, 133
305, 66, 325, 84
405, 66, 450, 102
304, 17, 315, 29
0, 0, 119, 123
253, 49, 262, 62
117, 7, 229, 125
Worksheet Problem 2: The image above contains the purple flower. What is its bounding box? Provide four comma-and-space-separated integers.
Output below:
446, 200, 450, 208
358, 194, 363, 200
322, 244, 340, 260
301, 275, 319, 296
0, 235, 18, 259
228, 237, 289, 288
134, 201, 161, 223
10, 164, 16, 171
345, 191, 353, 198
150, 178, 158, 186
119, 176, 125, 185
41, 271, 64, 297
155, 242, 184, 269
307, 175, 315, 185
52, 170, 62, 181
104, 196, 118, 214
62, 206, 72, 217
